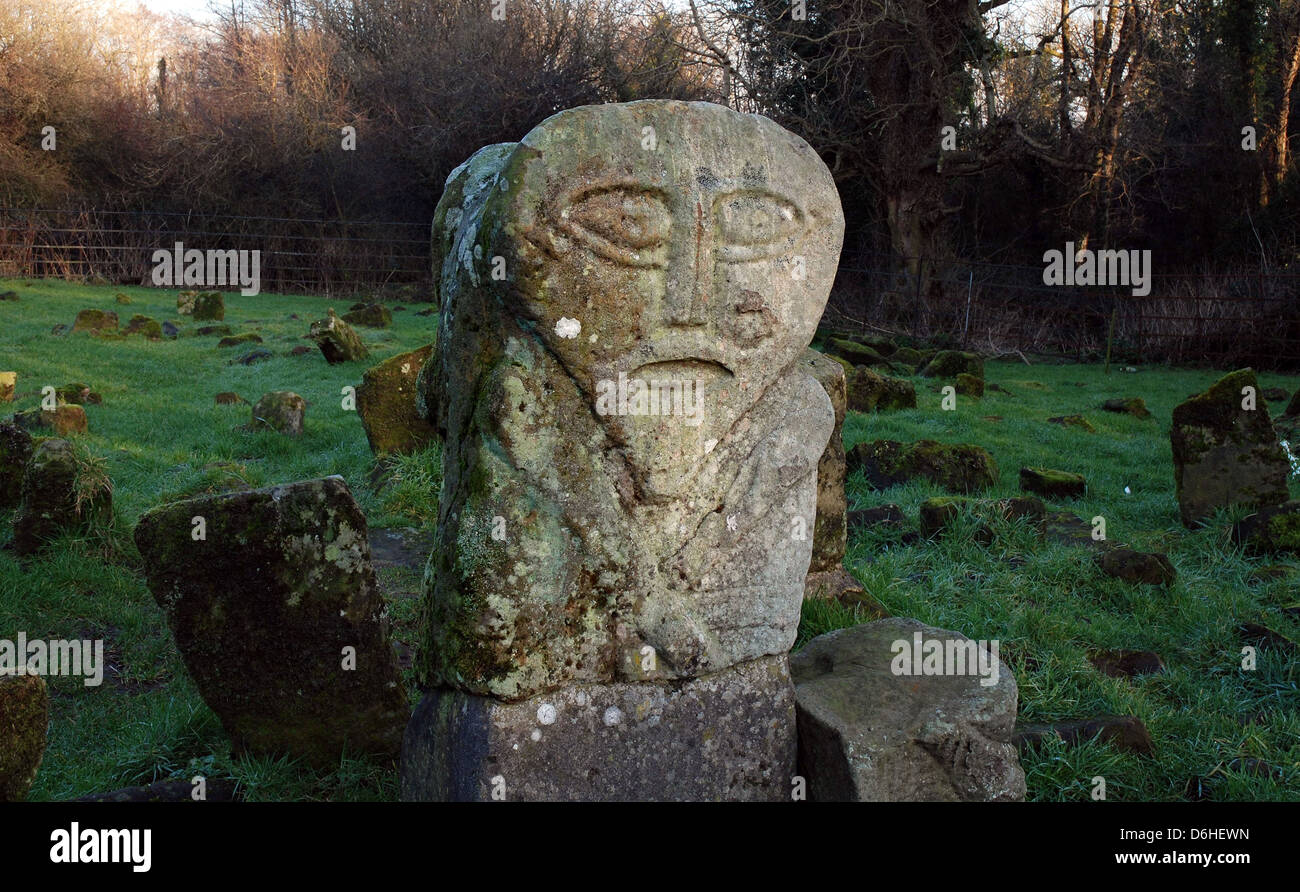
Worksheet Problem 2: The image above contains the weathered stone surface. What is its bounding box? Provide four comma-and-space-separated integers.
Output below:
114, 292, 131, 305
218, 332, 262, 348
1171, 369, 1290, 527
133, 477, 409, 766
0, 675, 48, 801
1019, 466, 1086, 499
310, 309, 369, 364
177, 291, 197, 314
250, 391, 305, 436
0, 371, 13, 403
1232, 501, 1300, 555
955, 372, 983, 398
418, 101, 842, 700
801, 348, 846, 573
342, 303, 392, 328
1014, 715, 1154, 756
11, 439, 110, 555
0, 290, 19, 301
847, 504, 906, 533
234, 349, 273, 366
214, 391, 245, 405
0, 421, 33, 508
357, 345, 437, 456
792, 618, 1024, 801
847, 439, 998, 493
123, 315, 162, 338
892, 346, 924, 368
72, 309, 118, 333
845, 366, 916, 412
823, 338, 896, 371
1047, 413, 1095, 432
402, 654, 795, 801
196, 324, 233, 337
161, 321, 180, 338
14, 405, 88, 437
1098, 548, 1176, 586
919, 350, 983, 380
1101, 397, 1151, 418
192, 291, 225, 321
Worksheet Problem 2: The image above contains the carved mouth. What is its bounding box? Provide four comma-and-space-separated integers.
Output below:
629, 358, 733, 381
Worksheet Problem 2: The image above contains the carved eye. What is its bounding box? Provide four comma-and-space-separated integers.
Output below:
713, 191, 804, 262
560, 187, 670, 268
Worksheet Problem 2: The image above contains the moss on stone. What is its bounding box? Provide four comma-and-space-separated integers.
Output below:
71, 309, 118, 333
919, 350, 983, 380
123, 315, 162, 339
192, 291, 225, 321
0, 675, 48, 801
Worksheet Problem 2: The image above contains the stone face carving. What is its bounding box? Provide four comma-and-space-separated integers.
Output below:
417, 101, 844, 702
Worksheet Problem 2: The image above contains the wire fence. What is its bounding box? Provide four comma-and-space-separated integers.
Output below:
824, 254, 1300, 371
0, 207, 431, 297
2, 208, 1297, 368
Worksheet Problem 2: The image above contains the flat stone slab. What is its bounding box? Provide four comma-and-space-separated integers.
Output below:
401, 654, 795, 802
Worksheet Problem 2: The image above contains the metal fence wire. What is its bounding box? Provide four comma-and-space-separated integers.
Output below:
2, 208, 1297, 369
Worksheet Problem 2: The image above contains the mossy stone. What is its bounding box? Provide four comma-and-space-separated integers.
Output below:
1101, 397, 1151, 419
0, 676, 49, 801
123, 315, 162, 338
846, 366, 916, 413
356, 344, 438, 455
847, 439, 998, 493
11, 438, 110, 555
310, 310, 369, 364
217, 332, 262, 348
1232, 501, 1300, 555
1098, 548, 1176, 586
114, 292, 131, 305
824, 338, 896, 371
250, 391, 305, 436
919, 350, 983, 380
192, 291, 225, 321
1047, 414, 1095, 432
71, 309, 118, 333
0, 421, 33, 509
955, 372, 983, 398
1019, 466, 1086, 499
801, 348, 848, 573
342, 304, 392, 329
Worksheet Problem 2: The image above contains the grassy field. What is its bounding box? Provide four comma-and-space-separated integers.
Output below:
2, 278, 1297, 801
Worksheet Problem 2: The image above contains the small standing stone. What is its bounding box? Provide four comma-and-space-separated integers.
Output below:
250, 391, 305, 436
0, 676, 49, 801
192, 291, 225, 321
71, 309, 118, 333
11, 439, 111, 555
0, 371, 14, 403
0, 421, 33, 508
310, 309, 369, 364
356, 345, 437, 455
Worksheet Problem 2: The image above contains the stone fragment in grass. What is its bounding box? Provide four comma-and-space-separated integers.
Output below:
1171, 369, 1290, 527
917, 495, 1044, 542
217, 332, 262, 348
1088, 649, 1164, 678
1047, 413, 1095, 432
1237, 621, 1295, 652
792, 618, 1024, 801
133, 476, 409, 767
1019, 465, 1086, 499
14, 405, 89, 437
54, 383, 100, 405
1013, 715, 1153, 756
288, 345, 312, 356
233, 350, 272, 366
176, 291, 197, 314
214, 392, 245, 405
71, 309, 118, 333
310, 309, 368, 364
955, 372, 983, 397
0, 421, 33, 508
891, 346, 923, 368
1097, 548, 1175, 586
122, 315, 161, 338
249, 391, 305, 436
0, 371, 13, 403
918, 350, 983, 380
342, 303, 392, 328
192, 291, 224, 321
0, 290, 19, 301
823, 338, 896, 371
114, 292, 131, 305
161, 321, 179, 338
1261, 387, 1288, 403
356, 344, 437, 456
196, 324, 233, 336
1101, 397, 1151, 418
11, 439, 110, 555
845, 366, 915, 412
847, 439, 998, 493
1232, 500, 1300, 555
0, 675, 48, 801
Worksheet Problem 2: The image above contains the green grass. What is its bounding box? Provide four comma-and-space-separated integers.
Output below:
798, 352, 1300, 800
0, 278, 439, 801
2, 279, 1297, 801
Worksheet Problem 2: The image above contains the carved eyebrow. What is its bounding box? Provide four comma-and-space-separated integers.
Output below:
555, 182, 672, 215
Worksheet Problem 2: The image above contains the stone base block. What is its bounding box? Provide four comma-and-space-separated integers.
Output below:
401, 655, 795, 801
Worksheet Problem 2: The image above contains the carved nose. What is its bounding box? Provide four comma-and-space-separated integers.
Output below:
666, 201, 711, 328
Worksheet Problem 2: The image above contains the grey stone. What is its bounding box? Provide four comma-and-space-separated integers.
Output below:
791, 617, 1025, 801
402, 654, 795, 802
